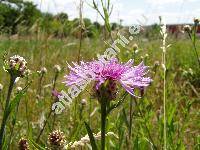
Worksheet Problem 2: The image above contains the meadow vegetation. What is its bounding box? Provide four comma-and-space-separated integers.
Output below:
0, 0, 200, 150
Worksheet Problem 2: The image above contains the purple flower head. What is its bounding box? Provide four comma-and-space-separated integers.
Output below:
64, 58, 152, 99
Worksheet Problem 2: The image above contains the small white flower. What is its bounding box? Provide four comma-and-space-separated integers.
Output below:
4, 55, 27, 77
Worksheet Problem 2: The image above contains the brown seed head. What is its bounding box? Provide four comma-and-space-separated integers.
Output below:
48, 130, 66, 148
18, 138, 29, 150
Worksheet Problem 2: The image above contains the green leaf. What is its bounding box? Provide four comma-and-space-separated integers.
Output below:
84, 121, 98, 150
7, 91, 25, 116
168, 105, 176, 125
107, 92, 128, 115
29, 139, 46, 150
122, 108, 129, 129
103, 7, 111, 32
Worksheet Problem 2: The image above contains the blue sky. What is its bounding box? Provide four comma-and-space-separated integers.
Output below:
29, 0, 200, 25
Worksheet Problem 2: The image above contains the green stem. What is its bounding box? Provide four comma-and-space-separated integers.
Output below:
129, 96, 133, 139
7, 99, 20, 149
37, 71, 59, 142
101, 99, 107, 150
36, 110, 52, 142
188, 29, 200, 67
0, 76, 16, 149
52, 72, 58, 129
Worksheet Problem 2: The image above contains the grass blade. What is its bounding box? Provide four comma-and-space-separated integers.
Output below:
84, 121, 98, 150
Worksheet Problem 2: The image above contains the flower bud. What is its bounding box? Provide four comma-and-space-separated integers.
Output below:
41, 67, 47, 74
54, 65, 61, 73
18, 138, 29, 150
17, 87, 22, 92
154, 61, 160, 66
194, 18, 200, 24
183, 25, 191, 33
48, 130, 66, 148
133, 43, 138, 51
37, 67, 47, 75
52, 89, 62, 98
95, 80, 118, 101
81, 99, 87, 106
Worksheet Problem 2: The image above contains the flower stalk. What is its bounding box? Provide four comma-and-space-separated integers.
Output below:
160, 18, 168, 150
0, 55, 27, 148
100, 98, 107, 150
0, 76, 16, 148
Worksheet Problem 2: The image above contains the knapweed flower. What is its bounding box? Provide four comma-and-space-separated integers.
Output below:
4, 55, 27, 77
64, 58, 152, 100
52, 89, 62, 98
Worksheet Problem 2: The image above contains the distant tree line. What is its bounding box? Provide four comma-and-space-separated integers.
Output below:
0, 0, 120, 38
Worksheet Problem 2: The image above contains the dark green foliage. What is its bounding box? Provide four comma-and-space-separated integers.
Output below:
0, 0, 41, 34
0, 1, 103, 38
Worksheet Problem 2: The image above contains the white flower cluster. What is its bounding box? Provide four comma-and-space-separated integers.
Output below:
65, 132, 118, 149
5, 55, 27, 77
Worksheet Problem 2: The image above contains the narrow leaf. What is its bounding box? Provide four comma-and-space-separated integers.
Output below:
29, 139, 46, 150
84, 122, 98, 150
